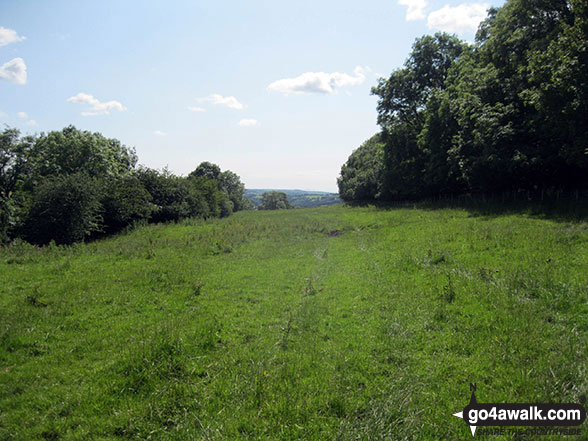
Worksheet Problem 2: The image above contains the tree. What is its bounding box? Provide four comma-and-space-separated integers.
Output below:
339, 0, 587, 203
259, 191, 293, 210
338, 133, 384, 201
186, 174, 231, 218
371, 33, 466, 199
0, 128, 35, 242
372, 33, 466, 130
21, 173, 102, 245
29, 126, 137, 182
135, 167, 191, 223
240, 197, 254, 210
189, 162, 221, 181
100, 175, 154, 233
219, 170, 246, 211
448, 0, 583, 191
0, 128, 34, 199
525, 0, 588, 187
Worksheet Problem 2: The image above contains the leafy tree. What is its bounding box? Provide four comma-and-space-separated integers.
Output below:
21, 173, 102, 245
372, 33, 466, 130
379, 123, 425, 199
240, 197, 254, 210
186, 174, 229, 218
259, 191, 293, 210
135, 167, 191, 223
219, 170, 246, 211
338, 134, 384, 201
371, 33, 466, 199
100, 175, 154, 233
0, 128, 35, 241
29, 126, 137, 182
525, 0, 588, 186
417, 89, 463, 195
0, 128, 34, 199
341, 0, 587, 203
136, 166, 235, 223
0, 125, 242, 244
189, 162, 221, 181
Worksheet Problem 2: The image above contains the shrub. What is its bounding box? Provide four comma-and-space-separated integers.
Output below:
135, 167, 190, 223
100, 174, 154, 233
21, 173, 102, 245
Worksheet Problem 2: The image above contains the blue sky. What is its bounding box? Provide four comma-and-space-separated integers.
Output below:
1, 0, 503, 191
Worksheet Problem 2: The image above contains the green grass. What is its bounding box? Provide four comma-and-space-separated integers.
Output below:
1, 205, 587, 440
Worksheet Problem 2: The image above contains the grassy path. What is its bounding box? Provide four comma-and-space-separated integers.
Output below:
1, 205, 587, 440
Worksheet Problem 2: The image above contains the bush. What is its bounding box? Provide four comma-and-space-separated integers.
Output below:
135, 167, 190, 223
21, 173, 102, 245
100, 175, 154, 233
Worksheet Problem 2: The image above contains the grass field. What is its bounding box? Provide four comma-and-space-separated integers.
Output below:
1, 205, 587, 440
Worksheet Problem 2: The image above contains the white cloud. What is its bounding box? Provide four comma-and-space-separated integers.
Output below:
17, 111, 28, 119
238, 119, 259, 127
25, 119, 37, 126
67, 92, 127, 116
200, 94, 244, 110
0, 58, 27, 85
427, 3, 489, 33
188, 106, 206, 112
154, 130, 166, 136
268, 66, 366, 95
398, 0, 428, 21
0, 26, 26, 47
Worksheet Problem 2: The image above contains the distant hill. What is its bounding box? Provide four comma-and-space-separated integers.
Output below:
245, 189, 341, 208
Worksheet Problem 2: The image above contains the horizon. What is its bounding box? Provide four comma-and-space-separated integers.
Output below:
1, 0, 504, 192
245, 188, 337, 193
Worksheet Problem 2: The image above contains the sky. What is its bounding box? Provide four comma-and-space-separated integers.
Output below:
0, 0, 504, 192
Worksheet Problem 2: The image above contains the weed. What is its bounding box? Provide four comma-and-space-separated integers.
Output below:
303, 278, 317, 296
441, 274, 455, 303
192, 279, 204, 296
25, 286, 47, 307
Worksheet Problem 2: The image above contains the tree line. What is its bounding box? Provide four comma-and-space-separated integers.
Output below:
338, 0, 587, 202
0, 125, 250, 245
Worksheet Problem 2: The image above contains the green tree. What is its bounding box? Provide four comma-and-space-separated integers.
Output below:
343, 0, 587, 202
21, 173, 102, 245
186, 174, 230, 218
100, 175, 154, 233
372, 33, 466, 130
371, 33, 466, 199
135, 167, 191, 223
240, 197, 254, 210
0, 128, 35, 241
29, 126, 137, 182
219, 170, 246, 211
338, 133, 384, 201
259, 191, 293, 210
189, 162, 221, 181
525, 0, 588, 186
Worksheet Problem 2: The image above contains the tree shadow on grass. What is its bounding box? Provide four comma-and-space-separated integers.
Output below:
346, 194, 588, 223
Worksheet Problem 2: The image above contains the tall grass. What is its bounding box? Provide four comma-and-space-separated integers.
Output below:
1, 205, 586, 440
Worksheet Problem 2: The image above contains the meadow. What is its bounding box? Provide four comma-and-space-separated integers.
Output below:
1, 204, 587, 440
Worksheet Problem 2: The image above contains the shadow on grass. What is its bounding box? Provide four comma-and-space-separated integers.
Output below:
345, 194, 588, 223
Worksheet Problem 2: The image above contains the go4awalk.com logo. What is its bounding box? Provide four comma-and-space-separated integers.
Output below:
453, 384, 586, 437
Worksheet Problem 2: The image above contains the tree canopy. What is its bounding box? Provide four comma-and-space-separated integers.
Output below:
339, 0, 588, 202
0, 128, 247, 245
259, 191, 293, 210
